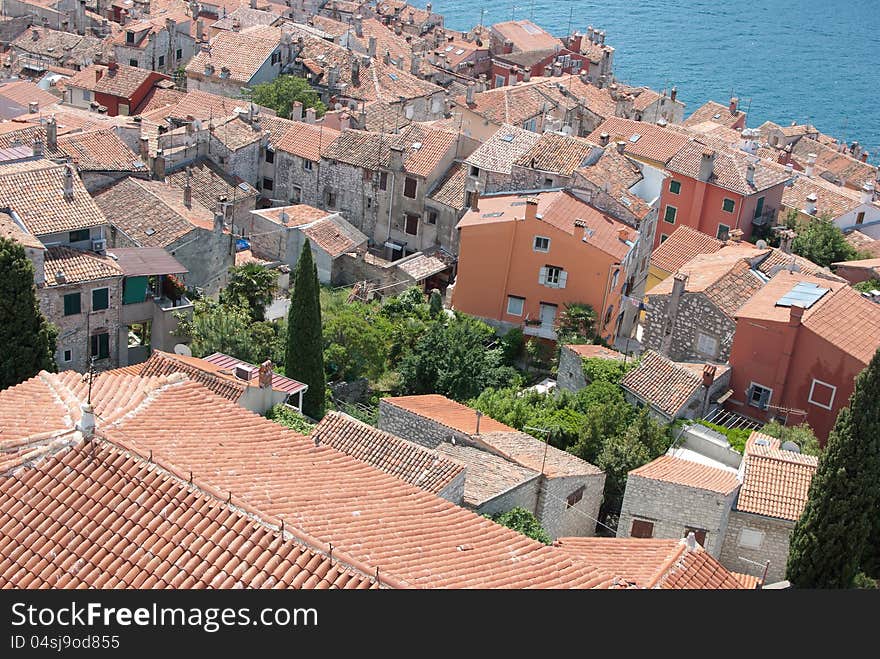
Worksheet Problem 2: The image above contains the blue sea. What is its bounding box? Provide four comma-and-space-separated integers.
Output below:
418, 0, 880, 161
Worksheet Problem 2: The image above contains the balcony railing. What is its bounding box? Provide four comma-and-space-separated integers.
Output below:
523, 324, 557, 340
751, 207, 779, 227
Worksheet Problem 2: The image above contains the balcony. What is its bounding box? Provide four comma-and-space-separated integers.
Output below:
523, 322, 557, 340
121, 295, 192, 324
751, 207, 778, 227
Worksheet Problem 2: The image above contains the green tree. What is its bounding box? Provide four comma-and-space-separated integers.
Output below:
500, 327, 525, 366
323, 301, 391, 382
286, 241, 326, 419
265, 403, 315, 435
428, 289, 443, 317
0, 237, 56, 388
582, 356, 636, 385
555, 302, 597, 344
490, 507, 552, 545
760, 420, 822, 457
246, 75, 326, 119
786, 350, 880, 587
221, 263, 277, 321
854, 278, 880, 294
791, 216, 858, 268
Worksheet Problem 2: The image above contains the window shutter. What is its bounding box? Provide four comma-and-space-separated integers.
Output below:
538, 267, 547, 285
745, 385, 755, 402
558, 270, 568, 289
759, 389, 771, 409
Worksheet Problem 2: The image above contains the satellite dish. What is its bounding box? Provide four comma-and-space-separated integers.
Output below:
174, 343, 193, 357
781, 441, 801, 453
755, 239, 768, 249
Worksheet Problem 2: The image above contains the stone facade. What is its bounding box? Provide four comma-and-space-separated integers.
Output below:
114, 21, 196, 74
557, 346, 588, 392
719, 510, 794, 584
317, 158, 379, 244
617, 473, 737, 557
642, 291, 736, 363
436, 469, 467, 505
475, 477, 541, 519
539, 473, 606, 539
267, 150, 323, 208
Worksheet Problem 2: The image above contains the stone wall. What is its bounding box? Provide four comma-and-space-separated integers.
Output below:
437, 469, 467, 506
329, 378, 370, 404
317, 159, 378, 242
378, 400, 470, 449
719, 510, 794, 584
642, 292, 736, 363
269, 151, 322, 207
617, 473, 738, 557
475, 477, 541, 519
539, 473, 606, 538
557, 346, 588, 392
167, 227, 234, 296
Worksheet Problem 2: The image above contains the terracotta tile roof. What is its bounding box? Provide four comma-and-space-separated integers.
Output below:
55, 129, 146, 172
201, 353, 307, 395
458, 189, 637, 261
791, 137, 877, 188
0, 439, 378, 588
186, 26, 281, 83
361, 99, 412, 132
435, 442, 537, 507
0, 159, 107, 235
650, 226, 724, 274
514, 131, 598, 177
11, 28, 104, 67
683, 100, 745, 129
734, 268, 854, 324
66, 64, 163, 99
754, 247, 844, 282
732, 572, 762, 589
801, 284, 880, 364
312, 412, 465, 495
138, 351, 247, 402
108, 10, 192, 46
0, 212, 43, 249
0, 80, 59, 119
737, 435, 818, 522
140, 89, 255, 124
93, 177, 216, 248
300, 214, 368, 258
831, 257, 880, 270
621, 351, 729, 419
272, 121, 340, 161
428, 161, 467, 207
624, 86, 661, 113
566, 344, 626, 360
165, 159, 258, 209
207, 114, 263, 151
455, 82, 548, 127
782, 173, 864, 219
587, 117, 690, 165
395, 247, 456, 280
846, 230, 880, 258
138, 86, 187, 115
383, 394, 514, 434
667, 140, 792, 195
574, 146, 643, 191
464, 124, 542, 174
490, 20, 562, 53
43, 246, 123, 286
553, 537, 745, 589
629, 454, 739, 495
211, 6, 281, 31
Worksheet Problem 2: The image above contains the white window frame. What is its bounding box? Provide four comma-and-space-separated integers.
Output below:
808, 378, 837, 410
494, 74, 505, 88
748, 382, 773, 409
696, 331, 719, 358
506, 295, 524, 316
533, 236, 550, 252
523, 118, 537, 132
738, 528, 765, 550
722, 197, 736, 214
539, 266, 567, 288
716, 223, 730, 240
303, 159, 314, 171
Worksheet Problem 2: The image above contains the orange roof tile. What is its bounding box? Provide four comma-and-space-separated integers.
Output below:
737, 436, 818, 521
629, 455, 739, 495
43, 246, 123, 286
667, 140, 791, 195
300, 215, 368, 258
650, 225, 724, 274
587, 117, 689, 165
782, 174, 863, 219
383, 394, 514, 435
66, 64, 165, 99
137, 350, 247, 402
56, 129, 146, 172
0, 80, 59, 119
565, 344, 626, 360
514, 131, 598, 177
801, 284, 880, 364
683, 100, 745, 130
464, 124, 542, 174
0, 211, 43, 249
428, 161, 467, 208
491, 20, 562, 53
272, 121, 340, 161
186, 26, 281, 83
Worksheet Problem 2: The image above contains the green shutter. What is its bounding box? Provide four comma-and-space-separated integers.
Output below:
663, 206, 677, 223
92, 287, 109, 311
63, 293, 81, 316
91, 333, 110, 359
754, 196, 765, 219
122, 276, 149, 305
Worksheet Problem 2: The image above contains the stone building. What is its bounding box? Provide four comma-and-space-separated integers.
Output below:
378, 394, 606, 539
263, 118, 340, 208
462, 124, 541, 194
557, 344, 625, 392
110, 12, 197, 74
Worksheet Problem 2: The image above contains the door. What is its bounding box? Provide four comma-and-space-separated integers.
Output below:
539, 303, 557, 329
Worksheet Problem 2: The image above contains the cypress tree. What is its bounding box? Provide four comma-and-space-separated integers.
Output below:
0, 237, 56, 389
785, 349, 880, 587
285, 240, 325, 419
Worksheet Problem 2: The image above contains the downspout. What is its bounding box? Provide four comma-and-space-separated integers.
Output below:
600, 260, 620, 339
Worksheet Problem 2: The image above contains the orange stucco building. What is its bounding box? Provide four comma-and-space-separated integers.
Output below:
726, 271, 880, 442
450, 190, 638, 343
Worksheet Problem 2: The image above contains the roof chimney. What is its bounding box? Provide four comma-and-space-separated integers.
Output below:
618, 227, 630, 243
861, 182, 874, 204
698, 149, 716, 182
368, 36, 377, 58
805, 153, 816, 177
615, 140, 626, 154
183, 168, 192, 208
32, 137, 44, 157
214, 211, 225, 233
28, 100, 38, 113
599, 132, 610, 147
789, 304, 805, 327
474, 409, 482, 435
63, 163, 75, 200
727, 228, 744, 243
778, 228, 796, 254
259, 360, 273, 389
861, 151, 869, 163
466, 82, 475, 105
670, 86, 677, 102
354, 13, 363, 37
702, 363, 717, 388
746, 161, 755, 186
729, 97, 738, 114
524, 196, 539, 222
76, 403, 96, 439
305, 107, 316, 124
468, 185, 480, 211
352, 55, 361, 85
389, 145, 405, 172
805, 192, 817, 216
685, 531, 697, 551
46, 116, 57, 150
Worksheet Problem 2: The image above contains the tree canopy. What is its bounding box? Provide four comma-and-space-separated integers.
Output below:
791, 216, 859, 268
247, 75, 326, 119
490, 507, 552, 545
286, 241, 326, 419
221, 263, 278, 322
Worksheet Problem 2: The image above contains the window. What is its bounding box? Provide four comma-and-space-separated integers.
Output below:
533, 236, 550, 252
465, 190, 474, 208
539, 266, 566, 288
611, 269, 620, 290
69, 229, 90, 243
722, 198, 736, 213
158, 55, 165, 67
659, 233, 669, 243
506, 295, 524, 316
176, 48, 182, 60
118, 103, 129, 116
125, 31, 134, 44
404, 213, 419, 235
696, 331, 719, 358
303, 159, 314, 171
262, 177, 274, 191
63, 293, 81, 316
271, 52, 281, 65
543, 178, 554, 188
426, 210, 438, 225
663, 205, 677, 224
265, 149, 275, 163
753, 196, 765, 219
716, 223, 730, 240
604, 304, 614, 326
326, 191, 336, 208
379, 172, 388, 190
129, 59, 138, 67
82, 89, 91, 102
631, 519, 654, 538
90, 332, 110, 360
62, 349, 72, 363
808, 378, 837, 410
494, 74, 505, 88
566, 486, 585, 508
669, 179, 681, 194
684, 527, 707, 547
92, 287, 109, 312
403, 177, 417, 198
747, 383, 772, 410
523, 118, 537, 132
857, 211, 866, 225
469, 165, 479, 177
738, 528, 765, 550
291, 186, 302, 204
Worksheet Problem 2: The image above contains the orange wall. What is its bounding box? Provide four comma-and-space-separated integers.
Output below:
728, 317, 865, 442
452, 216, 624, 340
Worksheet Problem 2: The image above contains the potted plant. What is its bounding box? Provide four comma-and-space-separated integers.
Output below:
162, 274, 186, 306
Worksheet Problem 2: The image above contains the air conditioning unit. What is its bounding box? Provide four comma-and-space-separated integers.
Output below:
91, 238, 107, 252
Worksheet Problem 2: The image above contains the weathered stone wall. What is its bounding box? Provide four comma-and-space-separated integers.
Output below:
378, 400, 470, 449
318, 159, 378, 242
167, 227, 234, 296
719, 510, 794, 584
557, 346, 588, 392
270, 151, 322, 207
539, 473, 606, 538
617, 473, 738, 557
642, 292, 736, 363
475, 477, 541, 518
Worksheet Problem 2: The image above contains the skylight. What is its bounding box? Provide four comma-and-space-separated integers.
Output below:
388, 73, 399, 81
455, 49, 465, 55
712, 113, 721, 119
481, 212, 505, 218
499, 133, 515, 142
629, 134, 641, 143
776, 281, 830, 309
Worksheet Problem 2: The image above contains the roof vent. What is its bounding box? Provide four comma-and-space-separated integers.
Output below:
754, 437, 771, 447
55, 269, 66, 283
234, 364, 257, 381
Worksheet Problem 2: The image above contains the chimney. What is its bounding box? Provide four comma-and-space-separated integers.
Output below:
727, 228, 744, 243
354, 14, 363, 38
615, 140, 626, 155
95, 67, 103, 82
522, 69, 531, 82
466, 81, 475, 105
805, 192, 818, 216
389, 145, 404, 172
670, 86, 677, 102
410, 54, 420, 75
587, 25, 594, 43
685, 531, 697, 551
779, 228, 796, 254
352, 55, 360, 85
31, 27, 39, 41
183, 168, 192, 208
394, 21, 402, 36
305, 107, 316, 123
249, 0, 256, 8
729, 97, 738, 114
32, 137, 44, 158
28, 100, 38, 113
152, 151, 166, 180
789, 304, 805, 327
468, 182, 480, 211
698, 149, 716, 182
63, 163, 75, 200
524, 196, 539, 222
327, 64, 340, 87
368, 36, 377, 58
746, 161, 755, 186
76, 403, 96, 439
862, 182, 875, 205
339, 111, 351, 131
214, 211, 224, 233
599, 132, 610, 147
806, 153, 816, 177
291, 100, 303, 121
702, 363, 717, 389
618, 227, 630, 243
196, 19, 204, 42
259, 360, 273, 389
598, 30, 606, 45
383, 49, 391, 65
474, 409, 482, 435
861, 152, 869, 163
